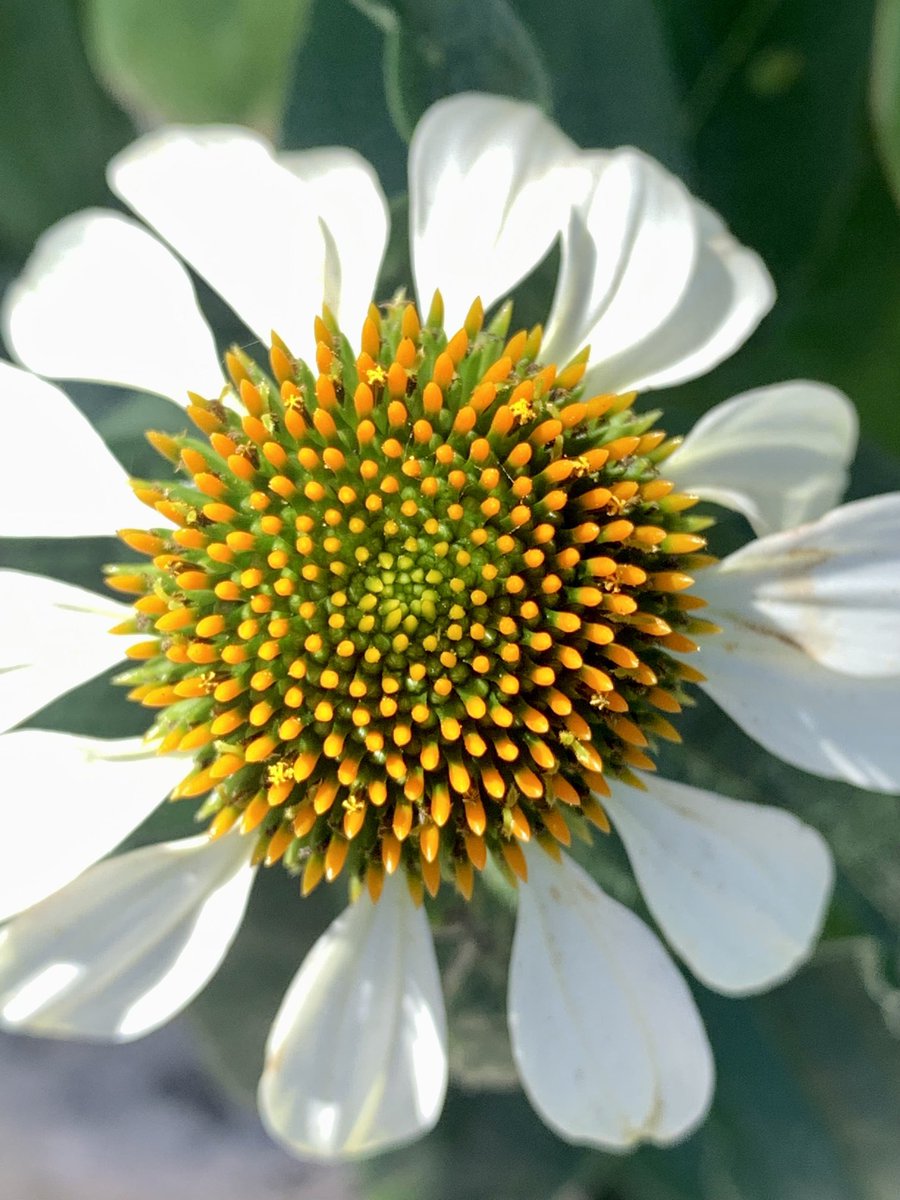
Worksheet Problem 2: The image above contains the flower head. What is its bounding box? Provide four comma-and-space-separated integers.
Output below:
0, 93, 896, 1160
108, 294, 712, 902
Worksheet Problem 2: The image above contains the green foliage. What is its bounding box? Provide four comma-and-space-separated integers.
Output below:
280, 0, 407, 194
872, 0, 900, 206
515, 0, 689, 174
358, 1087, 607, 1200
651, 0, 900, 456
84, 0, 312, 134
0, 0, 133, 261
593, 955, 900, 1200
698, 957, 900, 1200
353, 0, 551, 139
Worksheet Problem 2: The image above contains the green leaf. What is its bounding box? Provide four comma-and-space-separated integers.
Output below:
659, 0, 874, 279
872, 0, 900, 208
697, 954, 900, 1200
849, 937, 900, 1038
83, 0, 312, 135
753, 156, 900, 457
513, 0, 689, 174
0, 0, 133, 260
353, 0, 552, 142
652, 0, 900, 457
280, 0, 407, 193
376, 193, 414, 299
358, 1087, 611, 1200
617, 953, 900, 1200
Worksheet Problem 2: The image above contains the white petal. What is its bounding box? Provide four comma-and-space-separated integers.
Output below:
668, 381, 857, 535
703, 494, 900, 676
0, 833, 254, 1040
544, 149, 700, 373
110, 127, 334, 363
699, 605, 900, 793
595, 204, 775, 394
409, 93, 577, 331
0, 570, 137, 735
2, 210, 222, 402
604, 778, 833, 996
509, 846, 714, 1149
259, 875, 447, 1161
545, 167, 774, 394
279, 146, 389, 344
0, 362, 153, 537
0, 731, 184, 921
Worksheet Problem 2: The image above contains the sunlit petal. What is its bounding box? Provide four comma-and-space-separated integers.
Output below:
110, 127, 335, 363
509, 846, 713, 1148
2, 210, 222, 402
0, 833, 254, 1040
668, 381, 857, 535
0, 571, 136, 735
279, 146, 389, 344
0, 362, 152, 537
605, 777, 833, 995
0, 731, 184, 921
259, 876, 447, 1160
410, 92, 577, 331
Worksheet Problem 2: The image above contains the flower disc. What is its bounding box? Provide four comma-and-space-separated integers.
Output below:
110, 297, 714, 901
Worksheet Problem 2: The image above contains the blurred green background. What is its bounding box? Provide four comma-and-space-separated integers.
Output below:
2, 2, 900, 1198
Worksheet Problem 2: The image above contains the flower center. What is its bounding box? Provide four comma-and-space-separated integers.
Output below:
109, 295, 715, 902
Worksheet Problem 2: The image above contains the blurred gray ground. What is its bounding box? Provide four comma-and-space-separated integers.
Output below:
0, 1023, 357, 1200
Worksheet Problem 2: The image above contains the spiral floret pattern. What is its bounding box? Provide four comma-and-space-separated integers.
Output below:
109, 295, 715, 902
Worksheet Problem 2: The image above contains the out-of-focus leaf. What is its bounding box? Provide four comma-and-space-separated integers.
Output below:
83, 0, 312, 135
359, 1086, 612, 1200
619, 1142, 708, 1200
660, 0, 873, 281
702, 995, 855, 1199
280, 0, 407, 193
697, 954, 900, 1200
375, 193, 413, 300
514, 0, 689, 174
850, 937, 900, 1039
872, 0, 900, 208
616, 952, 900, 1200
652, 0, 900, 455
83, 385, 193, 480
0, 0, 133, 260
353, 0, 551, 142
753, 156, 900, 455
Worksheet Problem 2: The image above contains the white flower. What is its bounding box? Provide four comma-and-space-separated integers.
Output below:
0, 92, 894, 1160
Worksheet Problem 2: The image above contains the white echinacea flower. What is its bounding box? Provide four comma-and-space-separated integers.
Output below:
1, 92, 896, 1159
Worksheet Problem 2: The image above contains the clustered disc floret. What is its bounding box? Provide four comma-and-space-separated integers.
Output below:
109, 294, 715, 903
